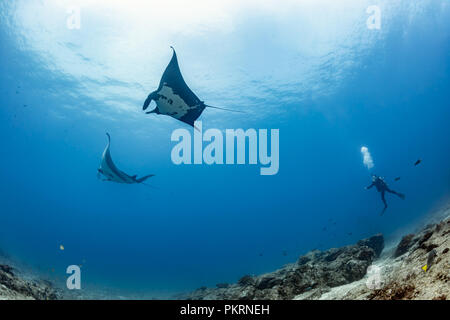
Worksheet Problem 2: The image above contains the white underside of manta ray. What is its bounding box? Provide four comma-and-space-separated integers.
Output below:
97, 133, 154, 184
142, 47, 244, 128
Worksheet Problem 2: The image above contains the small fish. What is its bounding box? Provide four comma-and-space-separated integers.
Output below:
422, 249, 437, 272
414, 159, 422, 166
282, 250, 288, 256
347, 232, 352, 236
427, 249, 437, 266
59, 245, 65, 251
394, 177, 401, 181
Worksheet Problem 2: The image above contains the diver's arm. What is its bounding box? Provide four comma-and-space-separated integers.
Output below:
365, 182, 374, 190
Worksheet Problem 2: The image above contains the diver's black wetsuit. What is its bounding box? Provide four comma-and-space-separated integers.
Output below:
366, 176, 405, 214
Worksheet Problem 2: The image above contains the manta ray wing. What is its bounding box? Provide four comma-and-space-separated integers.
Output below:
158, 47, 202, 107
99, 134, 137, 184
99, 134, 155, 185
145, 48, 206, 127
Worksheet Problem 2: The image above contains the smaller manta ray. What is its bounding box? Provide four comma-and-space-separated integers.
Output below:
143, 47, 242, 127
98, 133, 154, 184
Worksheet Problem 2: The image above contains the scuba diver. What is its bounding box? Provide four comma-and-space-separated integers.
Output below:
366, 174, 405, 215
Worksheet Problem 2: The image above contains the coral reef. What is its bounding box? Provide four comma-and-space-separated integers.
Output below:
0, 264, 61, 300
308, 211, 450, 300
1, 204, 449, 300
182, 205, 450, 300
182, 234, 384, 300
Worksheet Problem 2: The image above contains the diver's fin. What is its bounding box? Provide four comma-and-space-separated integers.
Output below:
136, 174, 155, 183
422, 265, 428, 272
205, 105, 246, 113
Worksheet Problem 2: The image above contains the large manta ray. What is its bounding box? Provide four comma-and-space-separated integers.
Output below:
143, 47, 239, 127
98, 133, 154, 184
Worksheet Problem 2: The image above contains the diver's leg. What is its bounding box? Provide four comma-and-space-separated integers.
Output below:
381, 191, 387, 208
380, 191, 388, 215
386, 188, 405, 200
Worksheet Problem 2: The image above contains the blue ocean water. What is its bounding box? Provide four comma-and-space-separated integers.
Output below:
0, 1, 449, 297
